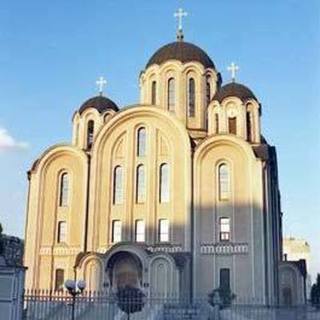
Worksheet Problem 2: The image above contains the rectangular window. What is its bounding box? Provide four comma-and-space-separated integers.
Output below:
57, 221, 67, 243
135, 220, 145, 242
55, 269, 64, 291
219, 268, 230, 291
159, 219, 169, 242
219, 217, 230, 242
112, 220, 122, 243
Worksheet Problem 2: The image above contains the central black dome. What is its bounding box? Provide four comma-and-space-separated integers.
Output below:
146, 41, 215, 69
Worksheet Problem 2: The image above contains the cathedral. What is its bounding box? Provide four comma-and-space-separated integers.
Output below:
24, 9, 306, 306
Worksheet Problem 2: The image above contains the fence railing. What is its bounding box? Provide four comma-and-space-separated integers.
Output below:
23, 290, 320, 320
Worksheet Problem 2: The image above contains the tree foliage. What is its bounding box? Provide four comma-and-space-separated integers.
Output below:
208, 287, 236, 309
311, 274, 320, 309
116, 285, 146, 319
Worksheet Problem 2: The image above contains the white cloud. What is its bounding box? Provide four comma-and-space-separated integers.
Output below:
0, 127, 28, 151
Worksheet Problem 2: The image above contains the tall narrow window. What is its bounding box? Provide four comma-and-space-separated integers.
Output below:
159, 163, 170, 203
206, 78, 211, 106
59, 173, 69, 207
228, 117, 237, 135
136, 165, 146, 203
113, 166, 123, 204
135, 220, 145, 242
137, 127, 146, 157
219, 164, 230, 200
168, 78, 175, 111
112, 220, 122, 243
246, 111, 252, 142
151, 81, 157, 105
215, 114, 219, 134
219, 268, 230, 291
57, 221, 67, 243
55, 269, 64, 291
87, 120, 94, 149
188, 78, 195, 117
219, 217, 230, 241
159, 219, 169, 242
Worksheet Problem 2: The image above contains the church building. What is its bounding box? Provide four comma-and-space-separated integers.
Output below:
24, 9, 306, 305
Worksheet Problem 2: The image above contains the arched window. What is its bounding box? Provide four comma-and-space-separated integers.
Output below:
246, 111, 252, 142
57, 221, 67, 243
113, 166, 123, 204
228, 117, 237, 135
112, 220, 122, 243
59, 172, 69, 207
218, 164, 230, 200
135, 220, 145, 242
188, 78, 195, 117
215, 113, 219, 134
136, 165, 146, 203
55, 269, 64, 291
151, 81, 157, 105
159, 163, 170, 203
206, 78, 211, 106
87, 120, 94, 149
137, 127, 146, 157
168, 78, 175, 111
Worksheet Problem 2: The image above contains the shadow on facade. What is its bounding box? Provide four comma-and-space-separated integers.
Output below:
70, 200, 295, 306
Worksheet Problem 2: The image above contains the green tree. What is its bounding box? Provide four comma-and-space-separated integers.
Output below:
208, 287, 236, 309
116, 286, 146, 320
311, 274, 320, 309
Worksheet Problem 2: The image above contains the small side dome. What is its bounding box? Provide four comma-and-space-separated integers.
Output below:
79, 96, 119, 115
146, 41, 215, 69
213, 82, 257, 103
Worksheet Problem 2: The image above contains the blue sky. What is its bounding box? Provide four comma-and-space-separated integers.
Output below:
0, 1, 319, 279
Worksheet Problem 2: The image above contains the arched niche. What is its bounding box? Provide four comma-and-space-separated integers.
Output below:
106, 251, 143, 291
84, 258, 103, 292
149, 255, 178, 298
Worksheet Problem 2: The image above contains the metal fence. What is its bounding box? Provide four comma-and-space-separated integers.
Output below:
23, 290, 320, 320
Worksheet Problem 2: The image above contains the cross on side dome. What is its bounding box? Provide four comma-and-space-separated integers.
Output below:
227, 62, 239, 82
96, 76, 107, 96
174, 8, 188, 41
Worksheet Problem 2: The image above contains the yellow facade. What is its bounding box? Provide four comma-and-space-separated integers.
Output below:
24, 38, 284, 302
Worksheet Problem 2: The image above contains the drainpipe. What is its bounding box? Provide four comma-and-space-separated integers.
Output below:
262, 162, 269, 305
190, 146, 195, 302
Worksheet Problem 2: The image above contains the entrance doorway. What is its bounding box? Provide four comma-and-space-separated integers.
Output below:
107, 252, 143, 291
283, 287, 292, 306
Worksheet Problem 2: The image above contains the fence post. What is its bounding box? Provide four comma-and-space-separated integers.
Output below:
213, 304, 220, 320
